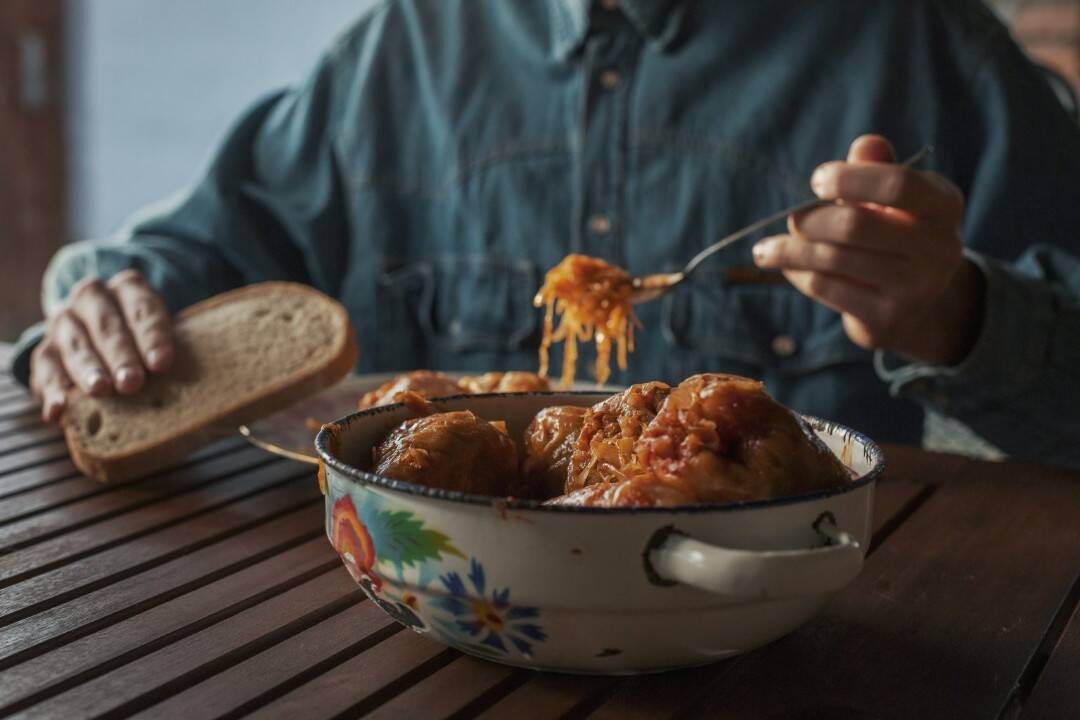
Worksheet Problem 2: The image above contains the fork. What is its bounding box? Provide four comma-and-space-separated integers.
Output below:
629, 145, 934, 304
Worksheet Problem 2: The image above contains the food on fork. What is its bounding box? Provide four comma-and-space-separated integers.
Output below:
62, 282, 357, 483
534, 254, 636, 387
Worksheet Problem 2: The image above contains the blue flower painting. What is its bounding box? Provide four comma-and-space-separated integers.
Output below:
432, 558, 547, 658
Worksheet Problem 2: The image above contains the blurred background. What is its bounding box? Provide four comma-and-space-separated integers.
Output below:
0, 0, 372, 342
0, 0, 1077, 342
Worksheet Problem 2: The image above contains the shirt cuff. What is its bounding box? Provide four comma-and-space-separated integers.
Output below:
8, 321, 46, 388
874, 250, 1055, 411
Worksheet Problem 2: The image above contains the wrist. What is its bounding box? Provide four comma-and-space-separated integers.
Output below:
894, 259, 986, 366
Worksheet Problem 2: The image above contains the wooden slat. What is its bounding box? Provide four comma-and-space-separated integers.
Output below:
0, 446, 276, 549
0, 475, 110, 523
0, 412, 47, 438
247, 629, 452, 719
475, 673, 620, 720
1021, 581, 1080, 720
14, 570, 363, 718
0, 398, 39, 421
0, 457, 78, 499
675, 462, 1080, 719
0, 467, 317, 627
0, 476, 101, 525
364, 656, 522, 719
0, 503, 321, 665
0, 458, 311, 588
0, 438, 249, 525
0, 424, 62, 456
0, 387, 31, 406
0, 438, 68, 477
0, 528, 330, 713
130, 599, 398, 720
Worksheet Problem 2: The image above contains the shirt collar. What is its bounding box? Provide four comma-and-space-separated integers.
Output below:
549, 0, 686, 60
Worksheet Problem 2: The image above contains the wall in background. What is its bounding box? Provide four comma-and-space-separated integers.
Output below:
0, 0, 64, 341
66, 0, 372, 242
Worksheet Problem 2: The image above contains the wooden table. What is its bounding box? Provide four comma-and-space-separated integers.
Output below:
1, 343, 1078, 720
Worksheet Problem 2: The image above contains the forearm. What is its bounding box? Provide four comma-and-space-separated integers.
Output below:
876, 248, 1080, 467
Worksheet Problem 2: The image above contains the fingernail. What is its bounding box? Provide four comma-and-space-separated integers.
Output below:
753, 238, 779, 265
85, 370, 110, 396
115, 365, 144, 393
44, 390, 66, 421
811, 166, 828, 194
146, 347, 172, 372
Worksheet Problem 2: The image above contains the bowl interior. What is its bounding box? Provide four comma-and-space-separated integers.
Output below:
316, 392, 883, 512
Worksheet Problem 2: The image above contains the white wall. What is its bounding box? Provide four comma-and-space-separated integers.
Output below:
66, 0, 373, 242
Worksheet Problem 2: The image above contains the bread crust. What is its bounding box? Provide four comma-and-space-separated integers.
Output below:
61, 282, 358, 483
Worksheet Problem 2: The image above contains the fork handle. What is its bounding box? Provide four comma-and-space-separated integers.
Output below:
682, 145, 933, 278
682, 197, 827, 277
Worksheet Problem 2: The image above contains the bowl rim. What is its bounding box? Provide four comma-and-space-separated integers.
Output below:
314, 391, 885, 515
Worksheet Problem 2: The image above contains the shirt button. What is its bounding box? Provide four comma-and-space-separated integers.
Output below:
600, 70, 621, 90
599, 0, 618, 10
588, 214, 612, 235
771, 335, 797, 358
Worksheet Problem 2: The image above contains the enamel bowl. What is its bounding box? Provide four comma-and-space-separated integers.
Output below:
315, 392, 883, 674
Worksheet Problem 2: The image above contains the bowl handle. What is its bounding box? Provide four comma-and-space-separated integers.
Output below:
644, 512, 864, 601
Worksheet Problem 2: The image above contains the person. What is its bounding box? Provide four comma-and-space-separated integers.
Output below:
11, 0, 1080, 466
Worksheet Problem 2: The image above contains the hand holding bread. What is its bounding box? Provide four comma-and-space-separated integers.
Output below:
31, 270, 175, 422
38, 281, 357, 483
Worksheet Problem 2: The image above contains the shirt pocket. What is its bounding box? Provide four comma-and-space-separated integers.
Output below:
658, 268, 869, 379
374, 255, 540, 370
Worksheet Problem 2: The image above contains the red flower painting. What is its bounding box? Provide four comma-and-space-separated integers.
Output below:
330, 495, 380, 589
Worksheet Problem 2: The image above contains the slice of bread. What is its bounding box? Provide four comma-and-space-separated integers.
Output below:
62, 282, 358, 483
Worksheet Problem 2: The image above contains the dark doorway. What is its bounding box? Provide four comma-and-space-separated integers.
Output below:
0, 0, 64, 341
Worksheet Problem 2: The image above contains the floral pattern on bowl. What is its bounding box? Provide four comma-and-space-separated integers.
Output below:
327, 486, 548, 659
432, 558, 547, 659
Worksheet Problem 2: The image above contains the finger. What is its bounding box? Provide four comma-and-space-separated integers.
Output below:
847, 134, 896, 164
781, 269, 889, 323
752, 233, 906, 288
108, 271, 174, 373
811, 163, 962, 220
52, 310, 112, 397
788, 203, 911, 256
30, 342, 73, 421
70, 278, 145, 395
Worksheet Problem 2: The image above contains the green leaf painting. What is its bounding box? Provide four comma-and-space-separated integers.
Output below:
365, 508, 465, 569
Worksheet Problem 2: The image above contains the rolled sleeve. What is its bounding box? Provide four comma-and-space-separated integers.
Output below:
875, 248, 1080, 466
875, 250, 1055, 408
9, 322, 46, 387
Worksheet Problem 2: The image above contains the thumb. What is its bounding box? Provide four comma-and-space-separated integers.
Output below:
847, 134, 896, 164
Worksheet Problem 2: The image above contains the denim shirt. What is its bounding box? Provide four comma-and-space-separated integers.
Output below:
13, 0, 1080, 462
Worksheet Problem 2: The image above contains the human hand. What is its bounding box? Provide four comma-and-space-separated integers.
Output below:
752, 135, 983, 366
31, 270, 175, 421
